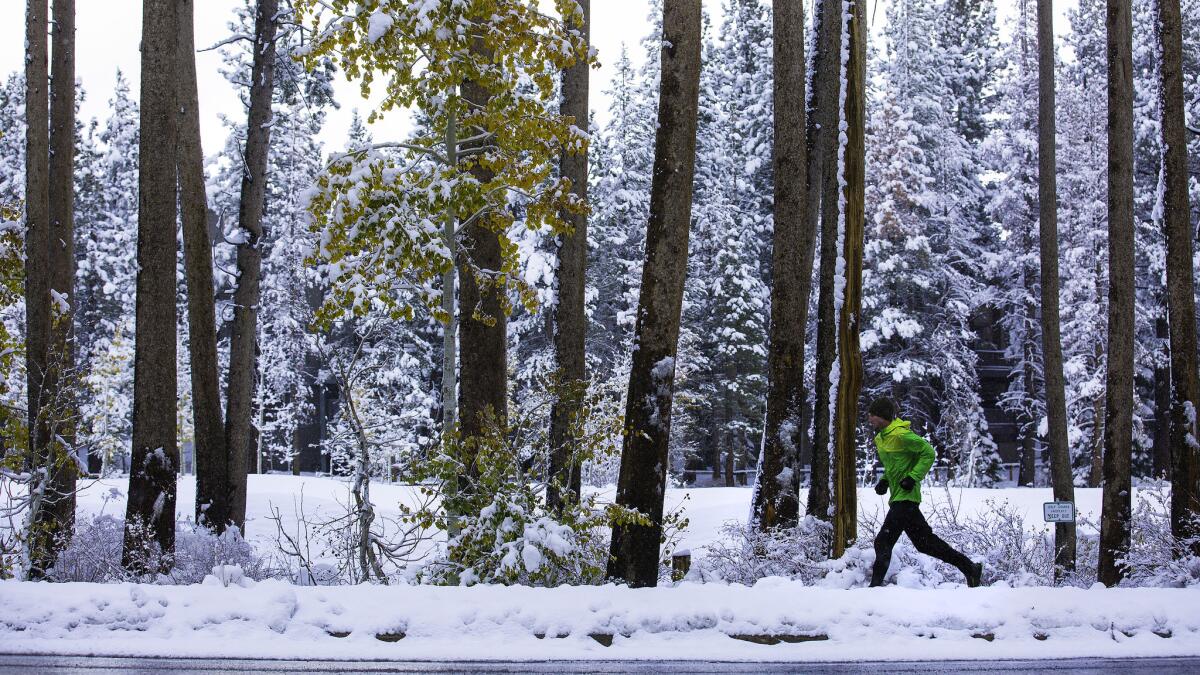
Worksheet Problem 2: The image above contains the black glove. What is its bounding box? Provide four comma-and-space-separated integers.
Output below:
899, 476, 916, 491
874, 479, 889, 495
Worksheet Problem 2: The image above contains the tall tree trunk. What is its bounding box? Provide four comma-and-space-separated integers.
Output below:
441, 102, 458, 437
122, 0, 178, 574
44, 0, 77, 552
225, 0, 278, 533
178, 0, 229, 532
1019, 420, 1036, 486
711, 419, 721, 482
831, 0, 866, 558
804, 0, 844, 522
27, 0, 78, 577
724, 360, 737, 488
1098, 0, 1134, 588
23, 0, 50, 498
1089, 253, 1105, 489
457, 38, 506, 471
1156, 0, 1200, 555
1152, 314, 1171, 478
755, 0, 808, 531
607, 0, 702, 587
548, 0, 590, 512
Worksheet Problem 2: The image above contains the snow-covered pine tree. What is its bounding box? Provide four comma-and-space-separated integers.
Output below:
717, 0, 773, 282
0, 72, 25, 454
76, 73, 139, 475
585, 22, 659, 482
679, 5, 769, 486
1057, 0, 1113, 485
985, 0, 1046, 487
257, 97, 325, 472
862, 0, 999, 485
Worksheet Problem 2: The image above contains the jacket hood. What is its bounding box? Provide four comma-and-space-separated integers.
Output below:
880, 418, 911, 436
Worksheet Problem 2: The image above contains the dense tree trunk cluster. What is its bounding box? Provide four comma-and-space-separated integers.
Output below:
11, 0, 1200, 591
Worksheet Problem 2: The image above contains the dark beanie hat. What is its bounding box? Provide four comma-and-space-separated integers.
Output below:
868, 397, 897, 421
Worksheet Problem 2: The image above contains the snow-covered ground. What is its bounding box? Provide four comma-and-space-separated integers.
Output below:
3, 475, 1198, 662
65, 473, 1108, 556
3, 575, 1199, 661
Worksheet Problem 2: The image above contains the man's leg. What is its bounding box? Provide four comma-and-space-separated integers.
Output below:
902, 504, 977, 582
870, 503, 906, 586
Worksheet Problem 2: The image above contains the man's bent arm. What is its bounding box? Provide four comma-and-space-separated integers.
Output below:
905, 433, 936, 481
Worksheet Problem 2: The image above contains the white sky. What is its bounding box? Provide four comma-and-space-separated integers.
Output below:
0, 0, 1076, 155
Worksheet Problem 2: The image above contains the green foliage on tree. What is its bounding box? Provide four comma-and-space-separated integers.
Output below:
293, 0, 592, 325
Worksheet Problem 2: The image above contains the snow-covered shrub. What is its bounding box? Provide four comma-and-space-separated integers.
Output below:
922, 496, 1056, 585
169, 524, 276, 584
404, 416, 615, 586
47, 514, 276, 584
265, 481, 433, 586
700, 495, 1107, 589
702, 517, 833, 585
1122, 484, 1200, 587
403, 383, 666, 586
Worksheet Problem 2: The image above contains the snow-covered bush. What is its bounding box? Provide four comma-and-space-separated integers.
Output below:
702, 517, 833, 585
402, 384, 669, 586
404, 414, 618, 586
47, 513, 276, 584
699, 494, 1110, 589
1122, 483, 1200, 587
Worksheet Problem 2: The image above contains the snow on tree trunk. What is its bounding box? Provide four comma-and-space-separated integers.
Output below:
1156, 0, 1200, 555
1099, 0, 1135, 588
225, 0, 279, 533
608, 0, 702, 588
755, 0, 808, 531
805, 0, 845, 524
177, 0, 229, 533
832, 0, 865, 559
548, 0, 590, 513
123, 0, 179, 575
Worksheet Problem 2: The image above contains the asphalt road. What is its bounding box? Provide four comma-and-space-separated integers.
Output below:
1, 656, 1198, 674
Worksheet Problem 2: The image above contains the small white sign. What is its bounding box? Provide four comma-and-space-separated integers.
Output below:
1043, 501, 1076, 523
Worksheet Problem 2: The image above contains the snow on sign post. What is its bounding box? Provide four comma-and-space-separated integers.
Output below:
1043, 501, 1076, 523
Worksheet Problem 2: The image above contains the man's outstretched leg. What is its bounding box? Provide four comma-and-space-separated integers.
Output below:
902, 503, 983, 587
870, 504, 907, 586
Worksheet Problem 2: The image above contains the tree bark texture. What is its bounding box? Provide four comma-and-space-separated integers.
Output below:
1156, 0, 1200, 554
225, 0, 278, 533
1038, 0, 1078, 566
178, 0, 229, 532
26, 0, 79, 578
724, 360, 737, 488
755, 0, 808, 531
123, 0, 179, 574
607, 0, 702, 587
832, 0, 866, 559
457, 37, 506, 475
24, 0, 50, 478
804, 0, 844, 522
1098, 0, 1134, 588
1152, 315, 1171, 479
441, 104, 458, 437
548, 0, 590, 512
